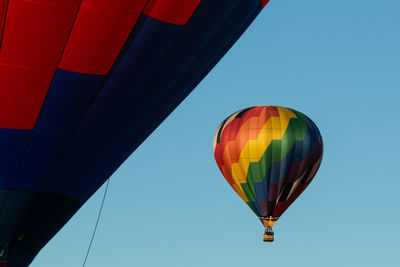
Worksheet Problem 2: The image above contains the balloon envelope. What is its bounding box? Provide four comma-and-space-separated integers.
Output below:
213, 106, 323, 238
0, 0, 270, 265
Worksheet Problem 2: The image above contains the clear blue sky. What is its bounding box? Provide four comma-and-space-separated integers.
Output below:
31, 0, 400, 266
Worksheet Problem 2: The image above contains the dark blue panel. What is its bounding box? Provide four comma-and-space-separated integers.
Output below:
66, 0, 263, 202
0, 128, 31, 189
0, 190, 34, 246
12, 131, 69, 191
42, 15, 183, 195
35, 69, 105, 133
64, 0, 243, 200
11, 69, 105, 191
0, 189, 81, 266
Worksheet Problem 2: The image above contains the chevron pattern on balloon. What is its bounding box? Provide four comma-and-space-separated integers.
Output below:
213, 106, 323, 218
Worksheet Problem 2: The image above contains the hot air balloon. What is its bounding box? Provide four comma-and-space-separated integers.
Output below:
0, 0, 272, 265
213, 106, 323, 242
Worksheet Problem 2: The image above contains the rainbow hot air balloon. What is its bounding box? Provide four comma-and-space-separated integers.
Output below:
0, 0, 273, 265
213, 106, 323, 242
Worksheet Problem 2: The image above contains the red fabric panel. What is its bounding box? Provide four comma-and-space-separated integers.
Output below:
262, 0, 270, 8
0, 0, 81, 130
215, 106, 278, 166
0, 63, 54, 129
0, 0, 7, 47
59, 0, 147, 75
0, 0, 81, 67
143, 0, 202, 25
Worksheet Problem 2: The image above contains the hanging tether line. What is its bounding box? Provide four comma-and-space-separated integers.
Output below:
82, 178, 111, 267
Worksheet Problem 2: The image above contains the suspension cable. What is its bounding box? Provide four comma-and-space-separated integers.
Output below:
82, 178, 111, 267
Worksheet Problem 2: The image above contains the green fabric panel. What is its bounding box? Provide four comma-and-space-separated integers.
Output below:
241, 183, 256, 202
247, 202, 258, 215
246, 146, 270, 192
244, 160, 257, 201
239, 116, 308, 202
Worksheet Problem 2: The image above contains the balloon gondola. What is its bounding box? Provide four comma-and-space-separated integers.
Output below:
213, 106, 323, 242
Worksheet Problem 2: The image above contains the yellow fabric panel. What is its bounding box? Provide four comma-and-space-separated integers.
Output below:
231, 107, 297, 184
220, 117, 258, 182
221, 116, 262, 167
232, 161, 247, 184
233, 183, 248, 202
218, 107, 267, 187
248, 140, 259, 161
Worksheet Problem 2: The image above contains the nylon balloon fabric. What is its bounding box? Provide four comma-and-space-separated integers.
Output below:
0, 0, 271, 265
213, 106, 323, 219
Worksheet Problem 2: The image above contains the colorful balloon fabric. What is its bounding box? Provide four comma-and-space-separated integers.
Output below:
213, 106, 323, 228
0, 0, 271, 265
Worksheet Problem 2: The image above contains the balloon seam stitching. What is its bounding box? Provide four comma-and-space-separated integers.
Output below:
35, 0, 153, 193
0, 0, 85, 217
0, 0, 9, 52
59, 3, 198, 195
59, 0, 240, 195
89, 1, 263, 199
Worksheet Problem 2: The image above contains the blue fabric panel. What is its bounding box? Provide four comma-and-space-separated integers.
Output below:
11, 69, 105, 191
249, 201, 262, 215
34, 69, 106, 133
0, 128, 31, 189
262, 127, 315, 185
254, 175, 271, 202
0, 190, 5, 208
64, 0, 244, 199
0, 189, 81, 265
11, 132, 66, 191
42, 16, 183, 195
68, 0, 263, 202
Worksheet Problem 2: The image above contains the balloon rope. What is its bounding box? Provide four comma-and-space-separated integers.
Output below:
82, 178, 111, 267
